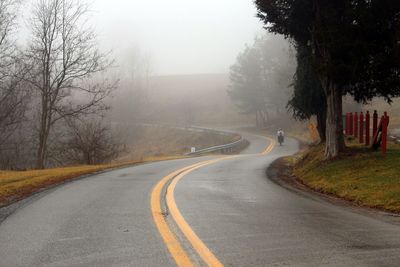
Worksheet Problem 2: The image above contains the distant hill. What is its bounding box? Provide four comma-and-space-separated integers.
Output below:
111, 73, 251, 127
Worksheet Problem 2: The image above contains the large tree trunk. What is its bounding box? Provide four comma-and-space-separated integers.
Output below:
36, 138, 46, 169
36, 94, 48, 169
324, 81, 345, 158
85, 151, 91, 165
36, 119, 51, 169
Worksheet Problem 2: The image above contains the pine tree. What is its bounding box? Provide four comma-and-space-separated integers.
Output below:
255, 0, 400, 158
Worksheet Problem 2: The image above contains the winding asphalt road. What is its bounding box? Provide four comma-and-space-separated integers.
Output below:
1, 132, 400, 266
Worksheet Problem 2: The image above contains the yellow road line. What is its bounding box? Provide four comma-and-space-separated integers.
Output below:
167, 158, 230, 267
150, 162, 209, 267
152, 136, 275, 267
259, 137, 275, 155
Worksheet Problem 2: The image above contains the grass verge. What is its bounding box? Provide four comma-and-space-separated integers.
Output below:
288, 139, 400, 213
0, 125, 244, 208
0, 155, 186, 208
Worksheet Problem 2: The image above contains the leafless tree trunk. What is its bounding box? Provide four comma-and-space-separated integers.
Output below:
25, 0, 115, 169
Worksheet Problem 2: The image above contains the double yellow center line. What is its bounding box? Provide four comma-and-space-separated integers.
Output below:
260, 137, 275, 155
151, 137, 275, 266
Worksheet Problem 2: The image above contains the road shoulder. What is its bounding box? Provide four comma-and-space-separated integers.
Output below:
267, 157, 400, 226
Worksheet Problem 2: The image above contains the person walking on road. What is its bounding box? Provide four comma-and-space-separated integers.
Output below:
277, 129, 285, 146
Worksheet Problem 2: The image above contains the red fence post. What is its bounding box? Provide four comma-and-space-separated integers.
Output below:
349, 113, 353, 135
373, 110, 378, 138
381, 115, 388, 155
354, 112, 358, 138
348, 113, 351, 135
365, 111, 370, 146
384, 111, 390, 125
359, 112, 364, 143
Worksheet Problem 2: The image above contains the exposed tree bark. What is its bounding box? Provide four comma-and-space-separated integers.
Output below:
312, 1, 344, 158
323, 79, 345, 158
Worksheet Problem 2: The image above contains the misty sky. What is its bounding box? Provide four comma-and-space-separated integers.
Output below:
91, 0, 265, 75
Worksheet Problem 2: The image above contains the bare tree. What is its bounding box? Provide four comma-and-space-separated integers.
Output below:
0, 67, 27, 146
0, 0, 17, 61
0, 0, 28, 161
25, 0, 115, 169
59, 118, 125, 165
0, 0, 19, 130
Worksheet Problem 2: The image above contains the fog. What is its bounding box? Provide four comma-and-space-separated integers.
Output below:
0, 0, 298, 169
91, 0, 264, 75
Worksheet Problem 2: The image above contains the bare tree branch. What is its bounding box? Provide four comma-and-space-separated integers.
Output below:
57, 117, 125, 165
25, 0, 116, 169
0, 0, 27, 152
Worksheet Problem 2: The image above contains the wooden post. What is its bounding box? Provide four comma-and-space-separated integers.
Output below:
381, 115, 388, 155
365, 111, 370, 146
359, 112, 364, 143
349, 113, 353, 135
347, 113, 351, 136
373, 110, 378, 138
354, 112, 358, 138
384, 111, 389, 125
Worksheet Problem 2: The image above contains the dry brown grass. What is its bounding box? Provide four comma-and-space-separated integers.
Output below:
122, 125, 238, 161
0, 124, 241, 207
0, 155, 187, 207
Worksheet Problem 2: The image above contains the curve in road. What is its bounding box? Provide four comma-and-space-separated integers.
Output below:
1, 132, 400, 267
174, 136, 400, 266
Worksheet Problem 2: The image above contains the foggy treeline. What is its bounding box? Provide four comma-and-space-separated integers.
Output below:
228, 34, 296, 128
0, 0, 255, 170
0, 0, 121, 169
0, 0, 304, 170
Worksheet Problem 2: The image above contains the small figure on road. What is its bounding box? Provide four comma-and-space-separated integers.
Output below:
277, 129, 284, 146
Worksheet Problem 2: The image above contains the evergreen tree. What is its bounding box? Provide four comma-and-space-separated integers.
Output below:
229, 44, 268, 128
229, 35, 294, 128
288, 43, 326, 141
255, 0, 400, 158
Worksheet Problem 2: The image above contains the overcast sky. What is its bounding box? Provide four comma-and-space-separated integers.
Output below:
90, 0, 265, 75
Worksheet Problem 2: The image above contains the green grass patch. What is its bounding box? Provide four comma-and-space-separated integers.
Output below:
291, 140, 400, 213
